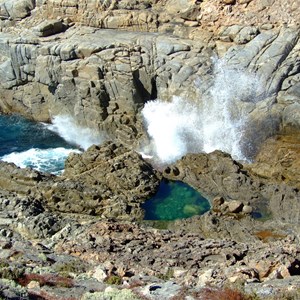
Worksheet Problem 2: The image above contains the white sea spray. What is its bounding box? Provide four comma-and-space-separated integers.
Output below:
47, 115, 106, 150
141, 59, 264, 164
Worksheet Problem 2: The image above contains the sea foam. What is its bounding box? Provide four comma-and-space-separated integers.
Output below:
141, 59, 264, 164
1, 147, 81, 175
47, 115, 106, 150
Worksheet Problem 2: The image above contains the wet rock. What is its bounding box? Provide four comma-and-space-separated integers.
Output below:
163, 150, 300, 229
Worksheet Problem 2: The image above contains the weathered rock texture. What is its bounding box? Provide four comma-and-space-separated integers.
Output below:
0, 0, 300, 298
249, 132, 300, 188
0, 203, 299, 299
0, 0, 298, 151
162, 151, 300, 241
0, 142, 160, 220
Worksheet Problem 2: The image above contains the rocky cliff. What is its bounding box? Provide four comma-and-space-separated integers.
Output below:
0, 0, 300, 299
0, 0, 299, 149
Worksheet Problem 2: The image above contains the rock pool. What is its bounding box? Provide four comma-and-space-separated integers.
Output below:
142, 179, 210, 220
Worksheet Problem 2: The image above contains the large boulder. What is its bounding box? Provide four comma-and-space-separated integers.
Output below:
249, 132, 300, 189
0, 0, 35, 20
0, 142, 160, 220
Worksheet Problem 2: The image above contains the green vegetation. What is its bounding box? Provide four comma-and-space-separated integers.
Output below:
0, 267, 25, 281
157, 268, 174, 280
54, 259, 87, 276
105, 275, 122, 285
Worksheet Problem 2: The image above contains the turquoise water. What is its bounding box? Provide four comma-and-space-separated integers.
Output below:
142, 179, 210, 220
0, 114, 79, 174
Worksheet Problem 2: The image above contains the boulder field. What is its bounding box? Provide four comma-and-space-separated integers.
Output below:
0, 0, 300, 299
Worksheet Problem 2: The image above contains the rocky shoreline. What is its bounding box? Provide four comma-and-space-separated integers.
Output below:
1, 142, 300, 299
0, 0, 300, 299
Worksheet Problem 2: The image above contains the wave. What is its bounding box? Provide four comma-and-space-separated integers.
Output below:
46, 115, 106, 150
1, 148, 81, 175
141, 59, 264, 164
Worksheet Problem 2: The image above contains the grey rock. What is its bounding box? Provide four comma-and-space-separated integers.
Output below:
233, 26, 259, 44
140, 281, 182, 300
228, 200, 244, 213
0, 0, 35, 20
33, 19, 65, 37
282, 103, 300, 129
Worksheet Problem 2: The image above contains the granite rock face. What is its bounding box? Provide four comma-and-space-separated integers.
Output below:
0, 142, 160, 220
0, 2, 298, 150
0, 26, 213, 146
0, 0, 35, 20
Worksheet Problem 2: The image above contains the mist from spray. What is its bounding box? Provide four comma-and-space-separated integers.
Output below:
47, 115, 106, 150
141, 59, 264, 164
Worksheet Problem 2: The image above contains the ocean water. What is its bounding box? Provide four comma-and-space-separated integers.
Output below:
142, 179, 210, 220
0, 114, 80, 175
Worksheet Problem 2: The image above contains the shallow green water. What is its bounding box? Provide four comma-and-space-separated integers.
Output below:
142, 180, 210, 221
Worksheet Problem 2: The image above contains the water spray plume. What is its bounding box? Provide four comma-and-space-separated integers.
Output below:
141, 59, 264, 164
47, 115, 106, 150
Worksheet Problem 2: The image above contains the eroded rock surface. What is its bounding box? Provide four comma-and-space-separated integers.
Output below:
0, 142, 160, 220
0, 205, 299, 299
0, 8, 298, 151
0, 0, 300, 299
163, 150, 300, 239
249, 132, 300, 188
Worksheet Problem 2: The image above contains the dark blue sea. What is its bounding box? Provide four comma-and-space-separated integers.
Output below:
0, 114, 80, 174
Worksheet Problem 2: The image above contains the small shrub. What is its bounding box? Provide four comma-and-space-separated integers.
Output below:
18, 273, 74, 288
54, 259, 87, 275
0, 267, 25, 281
198, 287, 253, 300
0, 260, 9, 268
105, 275, 122, 285
157, 268, 174, 280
